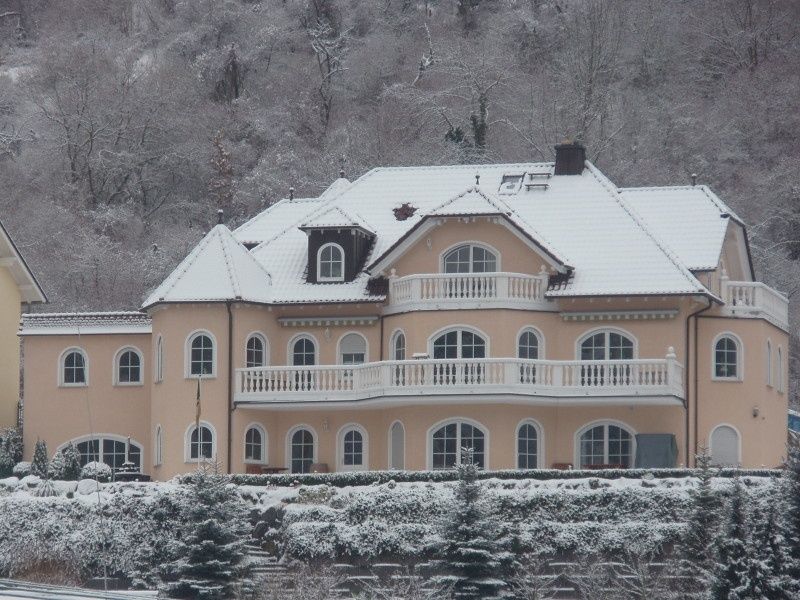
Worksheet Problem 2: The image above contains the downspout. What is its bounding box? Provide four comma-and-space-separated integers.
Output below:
226, 300, 234, 474
685, 298, 712, 467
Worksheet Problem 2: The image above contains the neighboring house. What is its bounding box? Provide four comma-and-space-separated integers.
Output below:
19, 143, 790, 478
789, 409, 800, 433
0, 219, 46, 428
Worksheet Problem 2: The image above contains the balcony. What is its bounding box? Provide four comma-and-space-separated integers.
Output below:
721, 279, 788, 330
385, 271, 554, 314
235, 353, 684, 407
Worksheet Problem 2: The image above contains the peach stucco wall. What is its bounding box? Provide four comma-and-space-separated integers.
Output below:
0, 267, 21, 428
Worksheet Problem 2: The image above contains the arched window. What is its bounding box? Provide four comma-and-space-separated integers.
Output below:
518, 328, 541, 384
155, 336, 164, 382
289, 427, 315, 473
710, 425, 740, 466
432, 329, 486, 359
339, 425, 368, 470
339, 333, 367, 365
713, 334, 741, 380
246, 334, 268, 368
392, 331, 406, 360
154, 426, 163, 466
244, 424, 266, 463
318, 243, 345, 281
61, 348, 88, 386
67, 436, 142, 471
389, 421, 405, 470
116, 348, 142, 384
292, 336, 316, 366
579, 330, 635, 360
430, 420, 486, 469
778, 347, 784, 393
188, 332, 215, 377
187, 423, 215, 461
517, 421, 540, 469
577, 422, 634, 468
766, 340, 773, 386
443, 244, 498, 273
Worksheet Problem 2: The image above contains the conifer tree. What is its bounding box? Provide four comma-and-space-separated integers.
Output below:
710, 477, 751, 600
783, 445, 800, 578
61, 443, 82, 481
30, 439, 49, 478
743, 490, 793, 599
161, 467, 249, 599
431, 448, 512, 599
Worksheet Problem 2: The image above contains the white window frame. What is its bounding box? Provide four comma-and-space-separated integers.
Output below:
245, 332, 270, 368
285, 424, 318, 473
426, 417, 490, 470
185, 330, 217, 379
428, 325, 490, 358
574, 420, 637, 469
113, 346, 144, 386
337, 423, 369, 471
515, 419, 544, 469
766, 339, 773, 387
317, 242, 345, 282
184, 421, 217, 463
59, 347, 89, 387
388, 420, 406, 470
708, 423, 742, 466
390, 329, 406, 361
288, 334, 319, 366
57, 434, 144, 470
439, 241, 501, 273
711, 332, 743, 382
244, 422, 268, 464
337, 331, 368, 365
575, 327, 638, 360
154, 425, 163, 466
516, 326, 544, 359
777, 346, 784, 393
154, 335, 164, 383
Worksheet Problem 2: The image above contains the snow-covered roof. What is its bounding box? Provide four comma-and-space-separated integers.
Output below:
20, 312, 151, 336
142, 225, 272, 308
0, 219, 47, 304
144, 160, 730, 307
619, 185, 739, 271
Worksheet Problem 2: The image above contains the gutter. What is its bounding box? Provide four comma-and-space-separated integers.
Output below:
226, 300, 234, 474
685, 298, 713, 466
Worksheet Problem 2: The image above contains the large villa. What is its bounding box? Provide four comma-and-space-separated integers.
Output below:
17, 143, 789, 478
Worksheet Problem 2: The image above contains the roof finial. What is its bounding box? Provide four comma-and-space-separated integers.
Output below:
289, 186, 295, 201
339, 154, 346, 179
691, 173, 698, 186
475, 173, 480, 185
217, 209, 224, 225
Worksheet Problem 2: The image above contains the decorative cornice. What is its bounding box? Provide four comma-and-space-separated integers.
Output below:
278, 316, 379, 327
560, 310, 678, 322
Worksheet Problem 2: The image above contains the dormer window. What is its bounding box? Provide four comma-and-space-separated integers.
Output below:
318, 243, 345, 281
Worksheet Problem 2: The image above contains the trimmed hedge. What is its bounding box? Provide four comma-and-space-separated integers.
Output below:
179, 467, 781, 488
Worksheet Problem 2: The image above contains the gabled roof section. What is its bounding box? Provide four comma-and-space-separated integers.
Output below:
319, 176, 352, 199
0, 219, 47, 303
619, 185, 740, 271
142, 225, 272, 308
300, 205, 374, 235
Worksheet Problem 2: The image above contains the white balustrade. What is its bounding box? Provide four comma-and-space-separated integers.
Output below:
720, 278, 788, 330
236, 354, 684, 404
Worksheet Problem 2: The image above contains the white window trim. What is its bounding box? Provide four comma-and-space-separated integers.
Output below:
58, 347, 89, 387
317, 242, 345, 282
113, 346, 144, 386
766, 339, 773, 387
575, 327, 638, 360
439, 241, 501, 273
245, 331, 270, 368
777, 346, 784, 393
573, 420, 637, 468
387, 420, 406, 470
154, 335, 164, 384
184, 330, 217, 379
708, 423, 742, 466
184, 421, 217, 463
336, 423, 369, 471
516, 326, 545, 359
287, 334, 319, 366
515, 419, 545, 469
154, 425, 163, 467
243, 422, 268, 465
337, 331, 369, 364
426, 417, 490, 470
57, 433, 144, 469
427, 325, 491, 358
285, 424, 318, 472
389, 329, 406, 360
711, 332, 743, 382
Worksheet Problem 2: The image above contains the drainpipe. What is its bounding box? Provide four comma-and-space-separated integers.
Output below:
685, 298, 712, 467
226, 300, 234, 474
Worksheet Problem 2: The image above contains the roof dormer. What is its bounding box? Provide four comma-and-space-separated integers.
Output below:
300, 207, 374, 284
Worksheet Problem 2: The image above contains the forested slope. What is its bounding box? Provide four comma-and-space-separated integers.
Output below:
0, 0, 798, 394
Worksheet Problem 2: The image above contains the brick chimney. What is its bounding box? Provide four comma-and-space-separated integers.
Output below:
554, 141, 586, 175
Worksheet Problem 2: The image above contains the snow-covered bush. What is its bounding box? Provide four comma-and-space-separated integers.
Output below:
61, 444, 82, 481
31, 440, 49, 478
12, 462, 31, 477
0, 428, 22, 478
33, 479, 59, 498
80, 462, 112, 482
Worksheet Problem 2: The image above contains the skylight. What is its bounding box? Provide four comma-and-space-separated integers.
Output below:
498, 174, 524, 195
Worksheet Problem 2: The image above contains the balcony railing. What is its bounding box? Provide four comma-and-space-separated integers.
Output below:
235, 353, 684, 405
386, 271, 554, 313
721, 278, 788, 330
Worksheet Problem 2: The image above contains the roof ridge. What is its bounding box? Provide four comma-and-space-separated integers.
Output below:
148, 228, 215, 303
372, 161, 554, 173
218, 228, 242, 299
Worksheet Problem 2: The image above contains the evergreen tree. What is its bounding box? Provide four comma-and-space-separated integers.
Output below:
742, 491, 793, 599
430, 448, 512, 599
0, 428, 23, 476
30, 439, 49, 478
161, 467, 249, 599
783, 445, 800, 579
710, 477, 751, 600
48, 451, 65, 479
61, 443, 82, 481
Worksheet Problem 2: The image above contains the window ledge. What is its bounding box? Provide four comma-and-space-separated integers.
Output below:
712, 376, 743, 382
59, 383, 88, 388
115, 382, 144, 387
185, 375, 217, 380
184, 458, 216, 465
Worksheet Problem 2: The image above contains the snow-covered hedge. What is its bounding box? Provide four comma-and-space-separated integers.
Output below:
80, 461, 112, 482
182, 467, 781, 488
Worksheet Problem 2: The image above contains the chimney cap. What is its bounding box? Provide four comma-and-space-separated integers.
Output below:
216, 209, 224, 225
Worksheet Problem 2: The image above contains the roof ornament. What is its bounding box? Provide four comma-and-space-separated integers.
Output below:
289, 186, 295, 201
475, 173, 480, 185
217, 209, 224, 225
339, 154, 346, 179
691, 173, 698, 186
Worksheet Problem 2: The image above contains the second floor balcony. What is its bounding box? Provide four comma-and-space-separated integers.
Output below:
235, 351, 684, 407
720, 278, 789, 330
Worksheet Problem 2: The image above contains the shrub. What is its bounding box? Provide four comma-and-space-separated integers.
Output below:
13, 462, 31, 477
31, 441, 49, 478
61, 444, 82, 481
80, 462, 112, 482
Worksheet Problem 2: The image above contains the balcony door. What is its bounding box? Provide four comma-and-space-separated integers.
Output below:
432, 329, 486, 384
579, 330, 634, 386
442, 244, 498, 298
